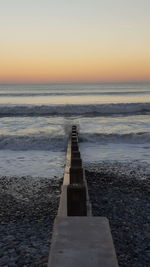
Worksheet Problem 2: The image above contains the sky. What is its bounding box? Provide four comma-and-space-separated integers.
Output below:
0, 0, 150, 83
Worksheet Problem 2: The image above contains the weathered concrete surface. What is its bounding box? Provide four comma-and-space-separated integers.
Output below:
48, 217, 119, 267
57, 185, 68, 217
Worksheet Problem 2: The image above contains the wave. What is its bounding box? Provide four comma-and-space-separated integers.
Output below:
79, 132, 150, 144
0, 131, 149, 151
0, 134, 67, 151
0, 102, 150, 117
0, 90, 150, 97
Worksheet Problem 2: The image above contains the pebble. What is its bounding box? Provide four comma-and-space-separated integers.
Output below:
86, 163, 150, 267
1, 162, 149, 267
0, 176, 62, 267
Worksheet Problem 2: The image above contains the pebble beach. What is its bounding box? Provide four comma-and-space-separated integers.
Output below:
0, 176, 62, 267
0, 162, 149, 266
86, 163, 150, 267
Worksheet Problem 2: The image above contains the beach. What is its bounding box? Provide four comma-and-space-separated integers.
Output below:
0, 82, 150, 266
1, 0, 150, 265
0, 163, 149, 266
86, 163, 150, 267
0, 176, 62, 266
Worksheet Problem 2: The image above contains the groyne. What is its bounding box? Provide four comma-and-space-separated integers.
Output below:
48, 125, 119, 267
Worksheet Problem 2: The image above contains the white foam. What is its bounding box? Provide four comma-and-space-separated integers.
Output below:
80, 142, 150, 164
0, 134, 67, 151
80, 132, 150, 144
0, 150, 65, 178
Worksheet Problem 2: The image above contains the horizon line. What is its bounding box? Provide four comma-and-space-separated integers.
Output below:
0, 80, 150, 85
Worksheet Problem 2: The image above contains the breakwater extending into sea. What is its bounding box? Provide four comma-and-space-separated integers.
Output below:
0, 82, 150, 266
0, 164, 149, 266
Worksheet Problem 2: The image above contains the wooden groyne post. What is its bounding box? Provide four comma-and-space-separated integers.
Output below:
48, 125, 119, 267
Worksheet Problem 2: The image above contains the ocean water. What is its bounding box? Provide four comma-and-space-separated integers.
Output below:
0, 82, 150, 178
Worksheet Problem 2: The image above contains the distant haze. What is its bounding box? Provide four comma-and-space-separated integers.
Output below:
0, 0, 150, 83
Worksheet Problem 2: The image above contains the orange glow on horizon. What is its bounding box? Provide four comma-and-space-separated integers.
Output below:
0, 45, 150, 83
0, 58, 150, 83
0, 29, 150, 83
0, 1, 150, 83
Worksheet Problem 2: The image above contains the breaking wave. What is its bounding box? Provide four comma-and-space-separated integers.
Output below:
0, 131, 150, 151
0, 90, 150, 97
0, 134, 67, 151
79, 132, 150, 144
0, 102, 150, 117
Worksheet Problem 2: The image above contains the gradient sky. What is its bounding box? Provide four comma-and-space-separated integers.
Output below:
0, 0, 150, 82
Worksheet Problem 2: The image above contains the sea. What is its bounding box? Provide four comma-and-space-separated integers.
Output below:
0, 82, 150, 179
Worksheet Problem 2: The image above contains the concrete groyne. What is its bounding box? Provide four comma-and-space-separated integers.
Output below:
48, 126, 119, 267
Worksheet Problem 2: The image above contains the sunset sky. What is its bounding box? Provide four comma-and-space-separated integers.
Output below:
0, 0, 150, 83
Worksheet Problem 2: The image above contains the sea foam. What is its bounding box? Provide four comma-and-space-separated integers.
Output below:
0, 131, 149, 151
